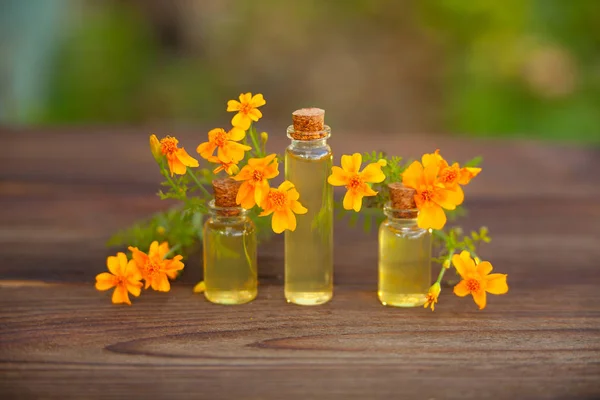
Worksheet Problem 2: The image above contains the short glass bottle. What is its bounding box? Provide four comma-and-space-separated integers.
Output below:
378, 202, 431, 307
203, 200, 257, 305
284, 108, 334, 305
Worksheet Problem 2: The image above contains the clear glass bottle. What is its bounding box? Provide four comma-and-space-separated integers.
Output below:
203, 200, 257, 305
378, 202, 431, 307
284, 109, 333, 305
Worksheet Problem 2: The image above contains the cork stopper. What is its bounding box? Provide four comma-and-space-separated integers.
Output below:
212, 178, 242, 216
290, 108, 327, 140
388, 182, 418, 218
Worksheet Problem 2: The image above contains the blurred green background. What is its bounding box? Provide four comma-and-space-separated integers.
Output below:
1, 0, 599, 142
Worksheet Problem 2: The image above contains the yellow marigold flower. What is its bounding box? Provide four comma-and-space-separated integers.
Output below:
197, 127, 251, 164
128, 241, 184, 292
452, 251, 508, 310
402, 159, 462, 230
259, 180, 308, 233
233, 154, 279, 209
159, 135, 199, 176
149, 134, 162, 162
95, 252, 143, 305
327, 153, 385, 212
207, 156, 240, 176
424, 282, 441, 311
227, 92, 266, 130
193, 281, 206, 293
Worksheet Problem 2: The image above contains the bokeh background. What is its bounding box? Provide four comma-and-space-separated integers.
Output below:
1, 0, 599, 142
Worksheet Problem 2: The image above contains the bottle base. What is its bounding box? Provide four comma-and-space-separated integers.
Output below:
204, 290, 256, 305
378, 292, 426, 307
285, 291, 332, 306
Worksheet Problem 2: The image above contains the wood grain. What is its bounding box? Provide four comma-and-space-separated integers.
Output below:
1, 128, 600, 399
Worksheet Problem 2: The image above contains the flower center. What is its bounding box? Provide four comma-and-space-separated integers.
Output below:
214, 130, 228, 147
160, 136, 178, 155
466, 278, 481, 292
252, 170, 264, 182
440, 168, 457, 183
420, 189, 433, 202
144, 260, 160, 277
268, 191, 287, 210
115, 276, 126, 286
240, 103, 252, 115
347, 174, 363, 191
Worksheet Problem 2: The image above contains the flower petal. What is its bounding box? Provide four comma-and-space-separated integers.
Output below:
423, 161, 440, 186
472, 290, 487, 310
458, 250, 476, 274
342, 190, 356, 211
402, 161, 423, 189
341, 153, 362, 174
112, 285, 131, 305
291, 200, 307, 214
168, 156, 187, 175
107, 256, 120, 276
232, 113, 251, 130
153, 273, 171, 292
227, 100, 241, 112
196, 141, 217, 159
248, 108, 262, 121
417, 205, 446, 230
127, 281, 142, 297
485, 273, 508, 295
95, 273, 116, 291
240, 92, 252, 104
278, 180, 295, 192
453, 280, 470, 297
328, 166, 349, 186
126, 260, 143, 281
458, 167, 482, 185
422, 149, 443, 167
284, 208, 297, 231
228, 127, 246, 142
254, 179, 270, 208
360, 163, 385, 183
476, 261, 493, 276
176, 149, 199, 168
271, 210, 288, 233
250, 93, 266, 107
352, 191, 364, 212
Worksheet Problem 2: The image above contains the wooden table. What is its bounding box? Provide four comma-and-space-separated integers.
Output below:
2, 128, 600, 399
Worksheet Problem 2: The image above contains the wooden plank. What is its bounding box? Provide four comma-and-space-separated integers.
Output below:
0, 284, 599, 399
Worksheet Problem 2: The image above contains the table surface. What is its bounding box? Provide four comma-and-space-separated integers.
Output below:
2, 127, 600, 399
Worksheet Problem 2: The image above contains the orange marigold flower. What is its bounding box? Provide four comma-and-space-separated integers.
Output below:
422, 149, 481, 203
232, 154, 279, 209
327, 153, 385, 212
402, 159, 462, 230
227, 92, 266, 130
207, 156, 240, 176
95, 252, 143, 305
158, 135, 199, 177
424, 282, 441, 311
196, 127, 251, 164
259, 180, 308, 233
128, 241, 184, 292
452, 251, 508, 310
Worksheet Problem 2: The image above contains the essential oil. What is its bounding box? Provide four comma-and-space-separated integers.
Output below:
284, 108, 333, 305
203, 179, 257, 305
378, 183, 431, 307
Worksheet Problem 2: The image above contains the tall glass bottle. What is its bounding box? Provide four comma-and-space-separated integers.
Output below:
203, 178, 257, 305
284, 108, 333, 305
378, 183, 431, 307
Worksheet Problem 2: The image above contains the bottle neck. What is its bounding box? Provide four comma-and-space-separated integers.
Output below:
383, 203, 422, 229
208, 200, 248, 222
286, 125, 331, 151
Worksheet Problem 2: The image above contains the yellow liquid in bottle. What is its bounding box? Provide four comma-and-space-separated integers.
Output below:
284, 149, 333, 305
203, 218, 257, 305
378, 221, 431, 307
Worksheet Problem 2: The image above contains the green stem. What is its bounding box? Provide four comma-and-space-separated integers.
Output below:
164, 243, 182, 259
435, 251, 455, 285
248, 124, 261, 157
187, 168, 211, 197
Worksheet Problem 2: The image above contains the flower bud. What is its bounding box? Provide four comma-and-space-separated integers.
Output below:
149, 134, 162, 162
377, 159, 387, 167
443, 259, 451, 269
261, 131, 269, 143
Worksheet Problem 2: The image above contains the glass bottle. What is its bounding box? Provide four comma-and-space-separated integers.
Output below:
284, 108, 334, 305
378, 184, 431, 307
203, 179, 257, 305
